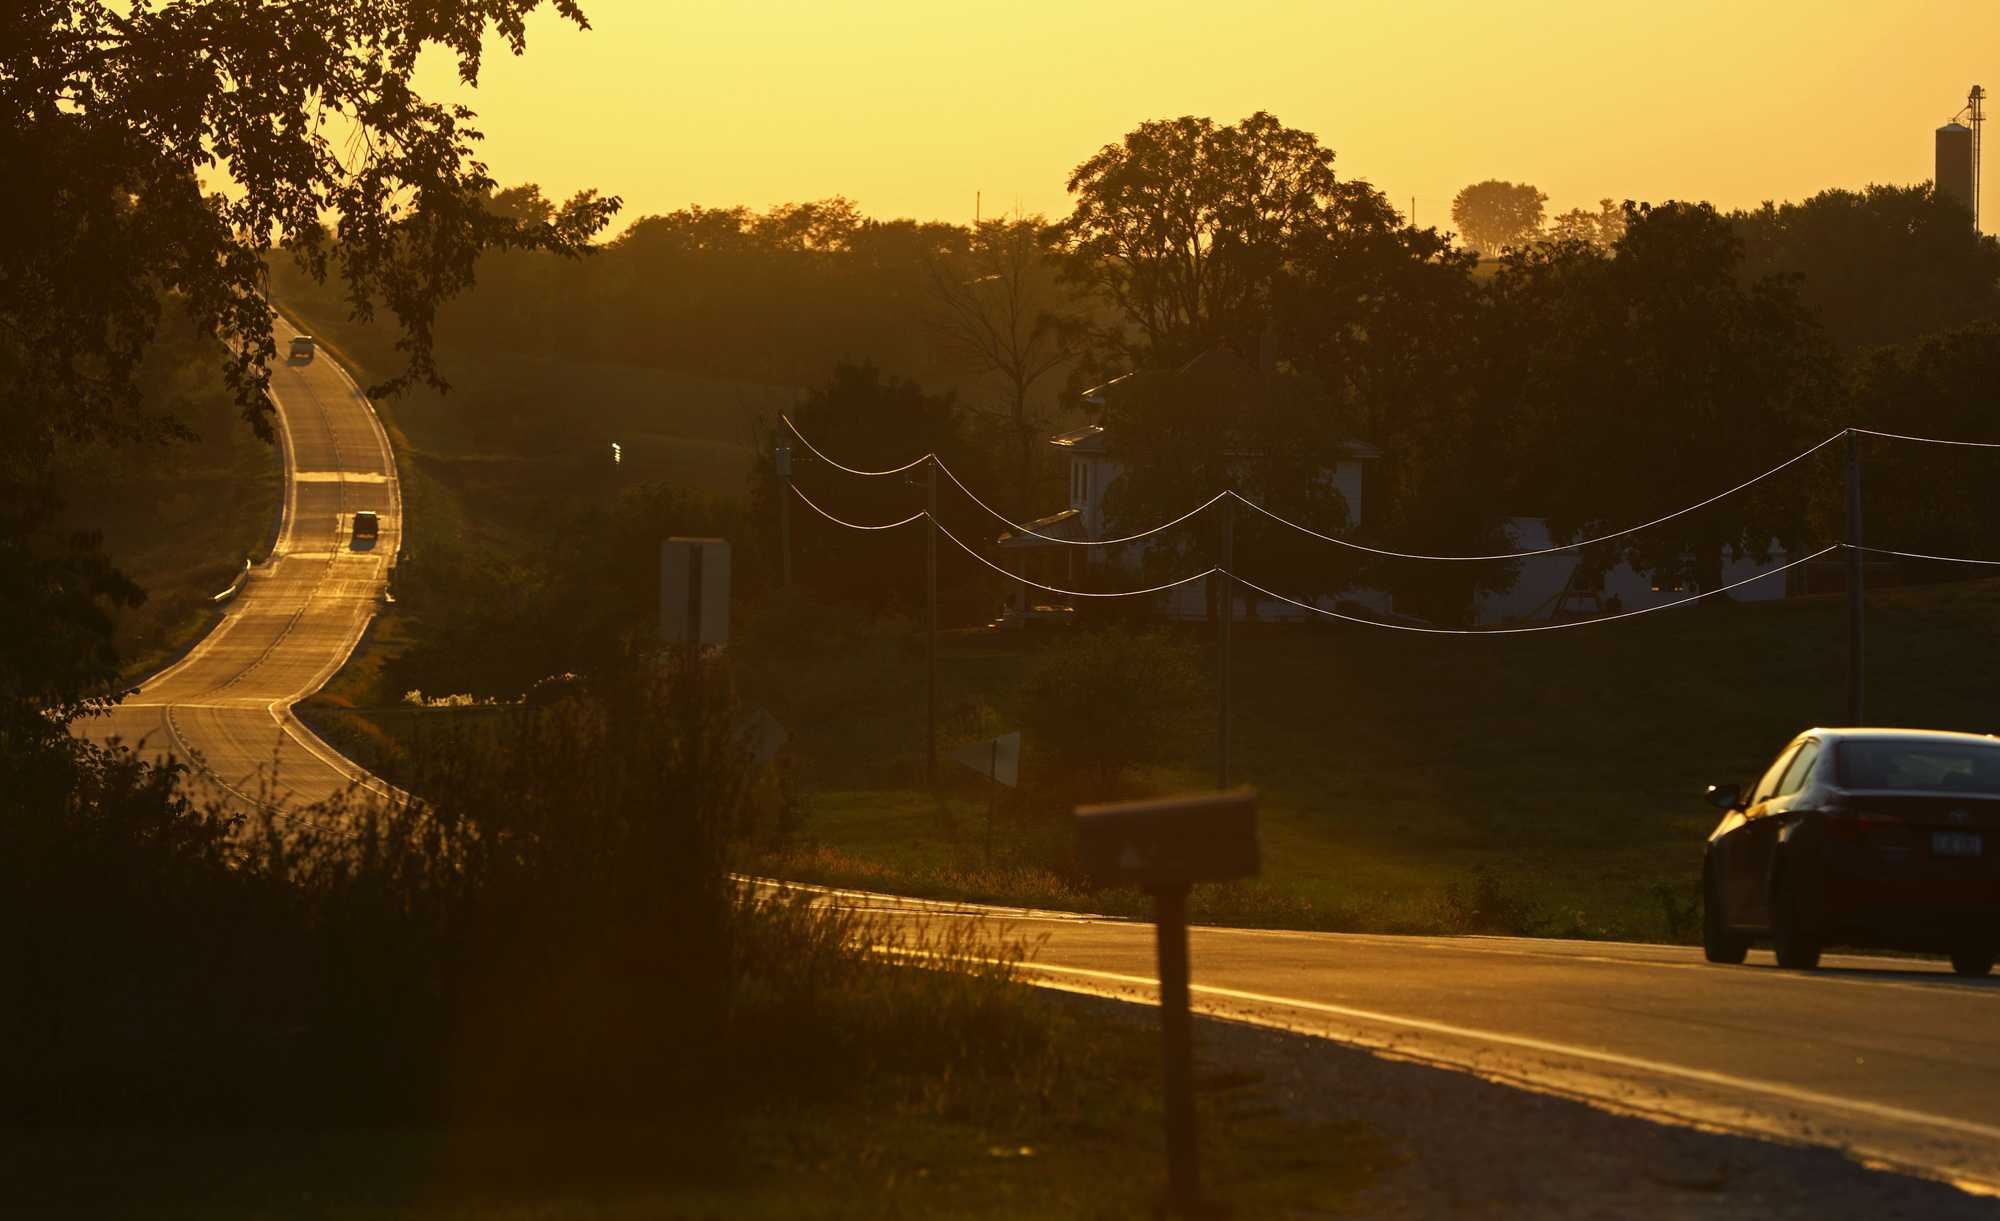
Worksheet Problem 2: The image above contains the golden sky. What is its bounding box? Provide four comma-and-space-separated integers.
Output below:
419, 1, 1997, 232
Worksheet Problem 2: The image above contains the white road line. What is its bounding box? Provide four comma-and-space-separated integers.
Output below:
1008, 958, 2000, 1144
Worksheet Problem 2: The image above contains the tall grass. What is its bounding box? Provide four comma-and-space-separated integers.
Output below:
4, 654, 1058, 1138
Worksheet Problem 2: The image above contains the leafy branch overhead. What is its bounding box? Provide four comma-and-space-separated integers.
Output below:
2, 0, 622, 450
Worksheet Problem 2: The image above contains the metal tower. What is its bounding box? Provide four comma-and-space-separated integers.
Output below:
1956, 85, 1986, 231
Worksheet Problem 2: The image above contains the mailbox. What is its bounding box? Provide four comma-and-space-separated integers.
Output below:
1076, 787, 1258, 890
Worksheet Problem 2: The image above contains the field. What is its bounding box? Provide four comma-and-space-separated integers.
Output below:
270, 290, 2000, 945
306, 564, 2000, 944
50, 328, 283, 683
733, 579, 2000, 941
274, 292, 792, 553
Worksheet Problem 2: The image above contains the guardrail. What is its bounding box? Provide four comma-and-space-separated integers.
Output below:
211, 558, 252, 604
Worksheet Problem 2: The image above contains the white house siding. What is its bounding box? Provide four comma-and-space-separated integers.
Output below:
1472, 517, 1790, 625
1070, 450, 1390, 622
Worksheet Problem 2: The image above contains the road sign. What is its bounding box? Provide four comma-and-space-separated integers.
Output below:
949, 731, 1020, 787
661, 538, 730, 646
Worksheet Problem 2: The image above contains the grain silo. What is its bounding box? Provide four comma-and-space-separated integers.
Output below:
1936, 85, 1984, 229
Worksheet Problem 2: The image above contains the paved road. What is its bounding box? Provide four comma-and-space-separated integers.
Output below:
787, 882, 2000, 1197
81, 316, 400, 814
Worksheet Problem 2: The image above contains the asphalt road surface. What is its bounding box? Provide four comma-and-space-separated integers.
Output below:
788, 881, 2000, 1199
80, 316, 399, 814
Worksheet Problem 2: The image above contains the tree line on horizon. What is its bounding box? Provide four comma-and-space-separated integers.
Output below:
298, 111, 2000, 633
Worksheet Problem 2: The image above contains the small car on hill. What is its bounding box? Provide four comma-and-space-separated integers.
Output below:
1703, 728, 2000, 975
351, 510, 380, 544
288, 335, 316, 361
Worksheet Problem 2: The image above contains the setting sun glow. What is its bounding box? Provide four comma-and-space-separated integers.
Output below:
418, 1, 1997, 229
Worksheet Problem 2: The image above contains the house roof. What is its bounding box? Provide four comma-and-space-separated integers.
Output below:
1048, 425, 1107, 453
996, 507, 1088, 549
1048, 422, 1379, 462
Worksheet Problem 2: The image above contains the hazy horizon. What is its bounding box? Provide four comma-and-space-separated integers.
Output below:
412, 0, 1996, 231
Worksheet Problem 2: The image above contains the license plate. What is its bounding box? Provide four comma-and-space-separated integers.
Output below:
1933, 831, 1984, 857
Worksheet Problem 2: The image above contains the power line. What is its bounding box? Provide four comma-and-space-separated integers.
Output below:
803, 474, 1856, 632
1850, 427, 2000, 450
937, 460, 1228, 546
788, 483, 927, 531
1234, 433, 1848, 561
928, 511, 1219, 598
780, 414, 934, 476
1228, 545, 1841, 636
785, 416, 2000, 569
785, 416, 1847, 562
1847, 543, 2000, 567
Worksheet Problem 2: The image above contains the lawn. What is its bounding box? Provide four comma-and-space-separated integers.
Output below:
306, 575, 2000, 943
736, 579, 2000, 941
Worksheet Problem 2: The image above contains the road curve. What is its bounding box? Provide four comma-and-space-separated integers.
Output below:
778, 881, 2000, 1197
81, 316, 400, 814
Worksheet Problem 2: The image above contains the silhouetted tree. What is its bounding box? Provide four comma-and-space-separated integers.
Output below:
1732, 185, 2000, 351
1096, 356, 1354, 620
1451, 180, 1549, 254
1844, 324, 2000, 575
1056, 112, 1344, 368
749, 362, 990, 614
1499, 203, 1837, 592
1280, 215, 1520, 623
928, 217, 1074, 518
2, 1, 618, 749
1547, 198, 1627, 249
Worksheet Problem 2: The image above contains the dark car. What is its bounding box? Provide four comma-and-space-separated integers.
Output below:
1703, 728, 2000, 975
351, 510, 380, 543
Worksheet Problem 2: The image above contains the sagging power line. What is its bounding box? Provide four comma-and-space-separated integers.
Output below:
783, 415, 2000, 565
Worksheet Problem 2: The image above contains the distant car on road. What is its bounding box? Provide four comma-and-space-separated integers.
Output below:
351, 510, 380, 544
288, 335, 316, 361
1703, 728, 2000, 975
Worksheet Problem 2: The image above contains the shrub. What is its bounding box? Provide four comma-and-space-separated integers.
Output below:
5, 650, 1040, 1130
1020, 628, 1204, 792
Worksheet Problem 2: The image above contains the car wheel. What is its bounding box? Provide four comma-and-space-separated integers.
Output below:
1702, 862, 1749, 965
1771, 865, 1821, 971
1950, 946, 1996, 978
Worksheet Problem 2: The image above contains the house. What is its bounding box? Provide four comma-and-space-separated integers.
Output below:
994, 349, 1381, 623
992, 347, 1806, 628
1472, 519, 1793, 625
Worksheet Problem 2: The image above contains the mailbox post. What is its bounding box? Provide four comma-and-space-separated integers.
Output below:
1076, 788, 1258, 1217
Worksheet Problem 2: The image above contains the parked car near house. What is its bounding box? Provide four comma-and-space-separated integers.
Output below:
1702, 728, 2000, 975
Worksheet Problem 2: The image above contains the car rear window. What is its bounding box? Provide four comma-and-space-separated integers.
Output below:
1836, 740, 2000, 794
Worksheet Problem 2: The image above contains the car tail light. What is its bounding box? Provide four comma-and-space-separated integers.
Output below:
1821, 809, 1903, 840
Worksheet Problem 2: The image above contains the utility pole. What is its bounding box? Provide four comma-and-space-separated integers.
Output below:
775, 441, 793, 589
1846, 430, 1865, 725
1217, 494, 1234, 790
927, 457, 939, 787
